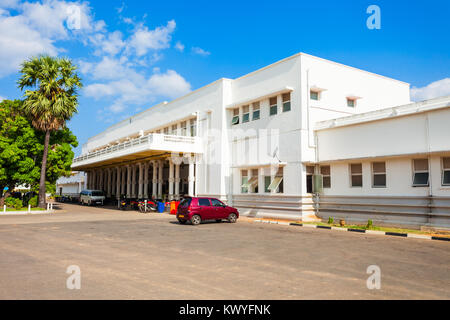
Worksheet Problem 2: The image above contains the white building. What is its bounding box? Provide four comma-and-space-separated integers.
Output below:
71, 52, 450, 228
55, 171, 86, 196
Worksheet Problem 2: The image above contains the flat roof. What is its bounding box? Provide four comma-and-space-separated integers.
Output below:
314, 95, 450, 131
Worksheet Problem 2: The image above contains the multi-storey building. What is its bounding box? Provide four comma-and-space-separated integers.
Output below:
71, 52, 450, 228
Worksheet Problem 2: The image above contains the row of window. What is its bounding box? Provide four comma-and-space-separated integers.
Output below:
231, 92, 291, 126
151, 118, 197, 137
310, 89, 358, 108
315, 158, 450, 189
240, 167, 284, 194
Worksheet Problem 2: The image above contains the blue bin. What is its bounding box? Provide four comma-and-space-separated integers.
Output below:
157, 202, 165, 213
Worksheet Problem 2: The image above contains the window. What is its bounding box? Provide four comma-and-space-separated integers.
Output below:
190, 119, 197, 136
347, 98, 356, 108
251, 169, 259, 193
372, 162, 386, 187
282, 93, 291, 112
320, 165, 331, 188
310, 90, 320, 101
171, 124, 178, 135
442, 157, 450, 186
252, 102, 260, 120
163, 127, 169, 135
181, 121, 187, 136
211, 199, 225, 207
179, 198, 192, 207
306, 166, 315, 193
413, 159, 429, 186
242, 105, 250, 123
268, 167, 283, 193
264, 176, 271, 193
350, 163, 363, 187
269, 97, 277, 116
241, 170, 248, 193
231, 109, 239, 125
198, 198, 211, 206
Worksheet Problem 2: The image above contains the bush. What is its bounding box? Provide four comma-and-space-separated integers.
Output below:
366, 219, 373, 229
29, 195, 38, 208
4, 197, 23, 210
327, 217, 334, 225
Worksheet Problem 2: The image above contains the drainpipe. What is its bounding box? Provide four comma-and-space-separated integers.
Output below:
425, 113, 433, 224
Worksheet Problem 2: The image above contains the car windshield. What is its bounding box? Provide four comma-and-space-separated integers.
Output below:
179, 198, 192, 207
91, 191, 104, 197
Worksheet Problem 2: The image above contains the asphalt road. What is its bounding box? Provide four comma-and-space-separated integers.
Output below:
0, 203, 449, 299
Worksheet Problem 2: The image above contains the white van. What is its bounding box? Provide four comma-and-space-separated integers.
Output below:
80, 190, 105, 206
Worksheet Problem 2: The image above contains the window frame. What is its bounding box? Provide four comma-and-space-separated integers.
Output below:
310, 90, 320, 101
231, 109, 239, 125
269, 96, 278, 116
242, 105, 250, 123
241, 170, 249, 193
252, 102, 260, 120
282, 93, 291, 112
412, 159, 429, 187
442, 157, 450, 186
347, 98, 356, 108
350, 163, 363, 187
320, 165, 331, 188
372, 162, 386, 188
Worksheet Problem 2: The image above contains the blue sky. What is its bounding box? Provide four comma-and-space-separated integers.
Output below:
0, 0, 449, 155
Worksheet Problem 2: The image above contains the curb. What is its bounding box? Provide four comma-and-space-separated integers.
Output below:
253, 220, 450, 242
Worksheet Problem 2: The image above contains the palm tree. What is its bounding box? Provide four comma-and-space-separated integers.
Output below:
18, 55, 82, 208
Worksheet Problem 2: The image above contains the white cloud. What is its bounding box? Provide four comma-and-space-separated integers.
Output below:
410, 78, 450, 101
192, 46, 210, 56
0, 0, 104, 77
127, 20, 176, 56
174, 41, 184, 52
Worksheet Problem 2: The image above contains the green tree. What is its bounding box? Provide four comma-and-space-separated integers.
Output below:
18, 55, 82, 208
0, 99, 78, 206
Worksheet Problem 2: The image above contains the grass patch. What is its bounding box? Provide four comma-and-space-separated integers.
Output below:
4, 207, 46, 212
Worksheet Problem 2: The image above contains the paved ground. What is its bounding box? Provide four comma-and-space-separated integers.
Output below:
0, 203, 449, 299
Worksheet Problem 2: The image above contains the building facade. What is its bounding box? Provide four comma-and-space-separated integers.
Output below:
71, 52, 450, 228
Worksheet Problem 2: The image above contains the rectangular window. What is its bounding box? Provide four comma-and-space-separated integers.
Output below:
163, 127, 169, 135
264, 176, 271, 193
251, 169, 259, 193
443, 157, 450, 186
198, 198, 211, 206
310, 90, 319, 101
413, 159, 429, 186
347, 98, 356, 108
268, 167, 283, 193
171, 124, 178, 135
181, 121, 187, 136
282, 93, 291, 112
269, 97, 277, 116
190, 119, 197, 136
231, 109, 239, 125
242, 105, 250, 123
252, 102, 260, 120
350, 163, 363, 187
241, 170, 248, 193
372, 162, 386, 187
320, 165, 331, 188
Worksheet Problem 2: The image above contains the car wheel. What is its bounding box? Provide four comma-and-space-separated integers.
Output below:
190, 215, 202, 226
178, 219, 187, 224
228, 213, 237, 223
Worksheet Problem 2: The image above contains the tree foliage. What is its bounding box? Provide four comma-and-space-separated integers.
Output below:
0, 99, 77, 205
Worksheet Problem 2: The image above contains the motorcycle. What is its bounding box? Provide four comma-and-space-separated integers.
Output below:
138, 199, 157, 213
118, 198, 127, 210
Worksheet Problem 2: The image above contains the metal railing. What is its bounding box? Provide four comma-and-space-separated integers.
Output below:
73, 134, 198, 163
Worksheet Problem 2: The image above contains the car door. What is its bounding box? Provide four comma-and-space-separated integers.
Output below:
197, 198, 213, 220
210, 198, 227, 219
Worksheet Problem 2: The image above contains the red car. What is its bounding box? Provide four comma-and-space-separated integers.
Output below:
176, 197, 239, 225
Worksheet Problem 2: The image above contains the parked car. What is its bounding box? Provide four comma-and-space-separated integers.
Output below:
176, 197, 239, 225
80, 190, 105, 206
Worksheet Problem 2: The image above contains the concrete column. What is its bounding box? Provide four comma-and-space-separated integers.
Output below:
188, 156, 195, 196
158, 160, 163, 198
116, 167, 121, 199
91, 170, 96, 189
131, 164, 137, 198
143, 162, 149, 198
152, 161, 158, 198
138, 162, 144, 198
106, 169, 111, 197
168, 160, 174, 200
121, 166, 126, 196
175, 164, 180, 200
126, 165, 132, 198
99, 169, 103, 191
